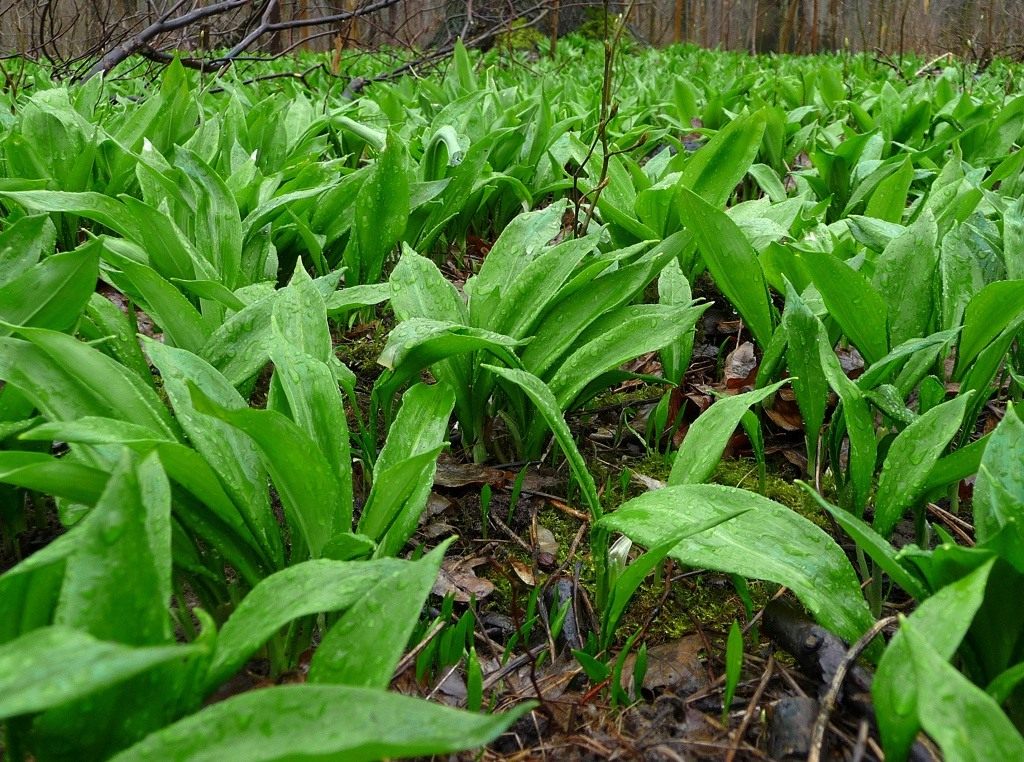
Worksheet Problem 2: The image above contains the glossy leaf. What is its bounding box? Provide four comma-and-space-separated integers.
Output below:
669, 381, 788, 486
599, 485, 875, 647
677, 186, 774, 348
111, 684, 532, 762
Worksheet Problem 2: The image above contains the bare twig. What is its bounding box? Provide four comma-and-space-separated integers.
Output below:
808, 616, 898, 762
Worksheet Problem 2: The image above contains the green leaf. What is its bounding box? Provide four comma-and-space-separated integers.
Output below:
956, 280, 1024, 378
56, 451, 172, 645
0, 529, 78, 643
520, 234, 683, 379
176, 149, 244, 288
0, 329, 177, 438
973, 404, 1024, 543
0, 214, 55, 282
816, 326, 877, 513
189, 383, 342, 560
680, 110, 766, 209
677, 186, 774, 348
0, 627, 200, 721
781, 284, 828, 472
110, 684, 533, 762
486, 234, 598, 340
802, 485, 927, 600
375, 318, 523, 408
0, 242, 99, 336
723, 621, 743, 721
874, 562, 994, 760
310, 543, 449, 687
547, 303, 707, 411
103, 249, 211, 353
390, 247, 468, 324
799, 250, 889, 364
668, 381, 788, 486
207, 557, 408, 689
902, 617, 1024, 761
872, 211, 938, 347
0, 451, 108, 506
864, 155, 913, 223
599, 485, 875, 648
601, 510, 747, 648
144, 339, 280, 567
0, 190, 140, 240
484, 365, 601, 521
467, 201, 567, 329
874, 393, 971, 538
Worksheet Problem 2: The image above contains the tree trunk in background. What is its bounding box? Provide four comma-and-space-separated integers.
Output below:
811, 0, 820, 51
751, 0, 760, 51
550, 0, 559, 56
674, 0, 683, 43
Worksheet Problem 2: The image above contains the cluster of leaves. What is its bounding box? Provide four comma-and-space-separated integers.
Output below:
1, 38, 1024, 760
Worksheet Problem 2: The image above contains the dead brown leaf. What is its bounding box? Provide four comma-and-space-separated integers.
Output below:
431, 557, 495, 602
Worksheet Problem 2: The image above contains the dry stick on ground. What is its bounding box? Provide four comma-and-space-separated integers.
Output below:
807, 615, 899, 762
724, 655, 775, 762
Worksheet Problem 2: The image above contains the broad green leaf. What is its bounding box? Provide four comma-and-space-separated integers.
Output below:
874, 393, 971, 538
0, 451, 108, 506
0, 627, 200, 721
0, 214, 55, 281
269, 344, 352, 531
310, 543, 448, 687
546, 303, 707, 411
206, 558, 409, 689
176, 149, 244, 288
903, 619, 1024, 760
324, 283, 390, 316
110, 684, 532, 762
658, 257, 695, 382
143, 340, 278, 557
874, 562, 993, 760
973, 404, 1024, 543
361, 383, 454, 556
857, 329, 959, 391
390, 247, 468, 324
873, 211, 938, 346
679, 110, 766, 209
486, 234, 598, 340
200, 271, 341, 387
669, 381, 788, 486
599, 485, 875, 648
0, 190, 140, 240
521, 233, 684, 379
956, 280, 1024, 378
467, 202, 567, 329
864, 155, 913, 223
600, 511, 748, 649
56, 451, 172, 645
484, 365, 601, 521
189, 384, 342, 560
1004, 197, 1024, 280
0, 528, 78, 643
782, 284, 828, 472
375, 319, 523, 406
350, 131, 409, 286
0, 243, 99, 336
0, 329, 177, 438
677, 186, 774, 348
803, 486, 927, 601
103, 249, 210, 353
799, 250, 889, 364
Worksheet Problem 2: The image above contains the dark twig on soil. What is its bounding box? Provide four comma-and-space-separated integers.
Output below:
808, 615, 898, 762
725, 655, 775, 762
